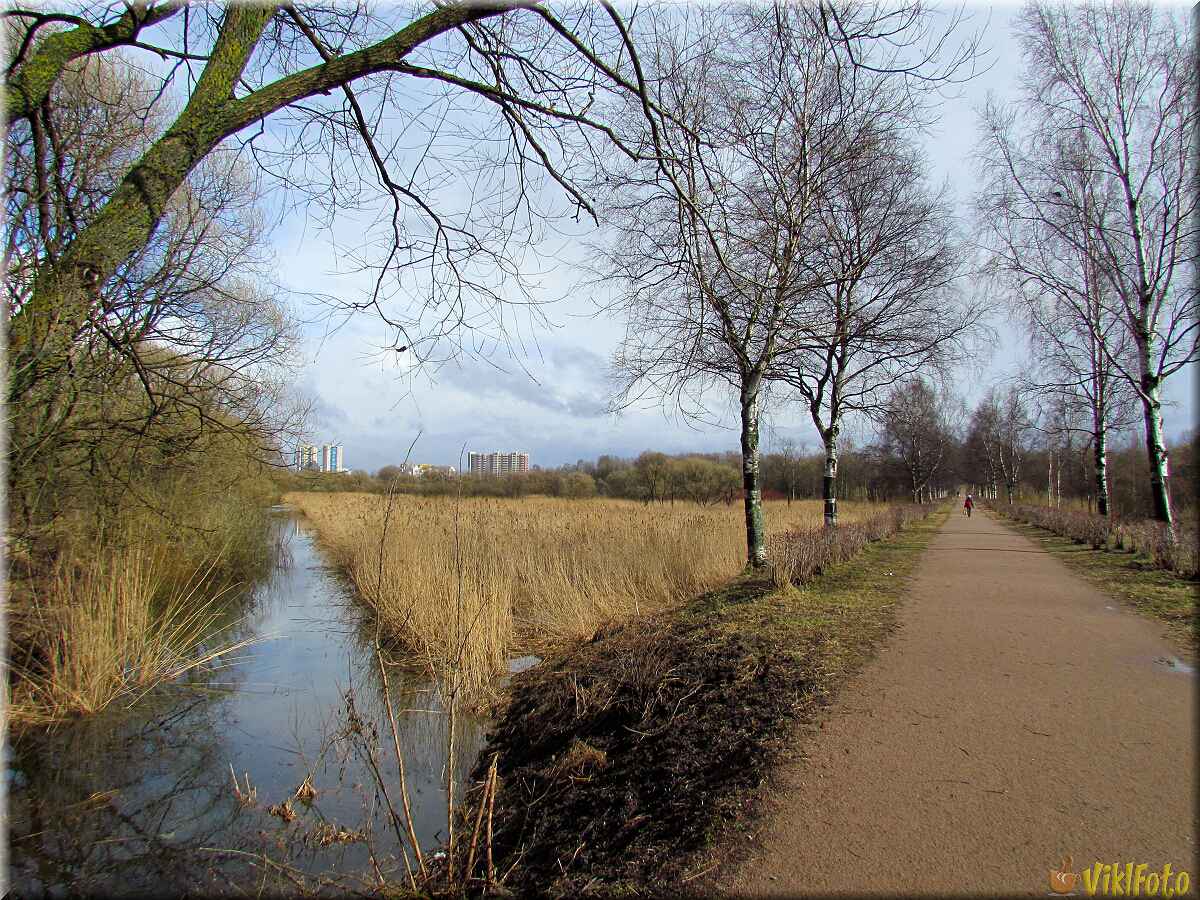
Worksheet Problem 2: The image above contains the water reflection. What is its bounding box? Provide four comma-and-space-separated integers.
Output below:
8, 512, 487, 896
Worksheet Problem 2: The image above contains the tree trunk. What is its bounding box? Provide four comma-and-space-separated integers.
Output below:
1093, 418, 1110, 518
822, 424, 839, 528
1139, 379, 1173, 528
739, 381, 767, 568
1047, 450, 1053, 506
7, 3, 507, 409
8, 6, 276, 406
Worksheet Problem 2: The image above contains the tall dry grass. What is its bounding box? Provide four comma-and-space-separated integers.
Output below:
286, 492, 879, 691
7, 534, 257, 730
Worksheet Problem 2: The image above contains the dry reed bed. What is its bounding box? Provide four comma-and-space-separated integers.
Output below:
285, 493, 878, 689
8, 538, 256, 730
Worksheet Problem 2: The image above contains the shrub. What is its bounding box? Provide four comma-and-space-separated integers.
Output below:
769, 504, 931, 589
986, 502, 1198, 580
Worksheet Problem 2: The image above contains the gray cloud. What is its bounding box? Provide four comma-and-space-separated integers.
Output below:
432, 342, 613, 420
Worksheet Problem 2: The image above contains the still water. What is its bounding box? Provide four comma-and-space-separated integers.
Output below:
7, 510, 488, 896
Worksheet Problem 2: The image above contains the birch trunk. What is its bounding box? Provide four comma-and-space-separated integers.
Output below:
822, 423, 839, 528
740, 381, 767, 568
1139, 376, 1173, 528
1047, 450, 1054, 506
1093, 414, 1110, 518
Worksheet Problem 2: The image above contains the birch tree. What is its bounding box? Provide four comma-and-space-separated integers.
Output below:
776, 132, 975, 527
877, 377, 955, 504
975, 1, 1197, 528
971, 388, 1033, 504
979, 98, 1139, 520
963, 400, 1001, 499
605, 2, 977, 565
605, 7, 852, 568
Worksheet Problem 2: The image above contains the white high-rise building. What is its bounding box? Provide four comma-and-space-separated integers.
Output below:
294, 442, 345, 472
467, 451, 529, 476
294, 444, 319, 471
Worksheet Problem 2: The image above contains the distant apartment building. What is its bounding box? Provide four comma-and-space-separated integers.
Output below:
405, 463, 457, 478
467, 451, 530, 476
294, 442, 345, 472
294, 444, 319, 471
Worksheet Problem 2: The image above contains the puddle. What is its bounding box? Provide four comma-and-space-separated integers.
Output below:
1153, 655, 1196, 676
507, 655, 542, 674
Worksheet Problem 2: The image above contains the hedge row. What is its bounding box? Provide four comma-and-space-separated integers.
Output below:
768, 504, 935, 588
987, 502, 1198, 580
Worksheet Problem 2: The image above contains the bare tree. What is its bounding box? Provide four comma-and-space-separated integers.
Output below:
968, 388, 1033, 505
605, 7, 846, 568
876, 377, 955, 504
975, 1, 1197, 528
605, 2, 976, 565
4, 50, 299, 537
775, 131, 976, 527
3, 2, 668, 430
963, 399, 1001, 499
779, 438, 800, 505
979, 99, 1139, 520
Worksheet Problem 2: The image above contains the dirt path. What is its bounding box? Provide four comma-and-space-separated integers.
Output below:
723, 509, 1196, 896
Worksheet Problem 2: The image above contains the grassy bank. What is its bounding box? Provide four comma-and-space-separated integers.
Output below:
465, 505, 949, 895
987, 509, 1197, 658
285, 492, 882, 694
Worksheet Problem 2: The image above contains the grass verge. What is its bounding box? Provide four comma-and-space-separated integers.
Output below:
467, 506, 949, 896
990, 514, 1197, 659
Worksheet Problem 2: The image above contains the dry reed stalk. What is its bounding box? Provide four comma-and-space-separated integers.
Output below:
486, 753, 497, 885
345, 686, 419, 893
464, 752, 499, 885
464, 771, 488, 883
368, 435, 429, 882
375, 647, 426, 877
371, 433, 428, 884
9, 537, 257, 728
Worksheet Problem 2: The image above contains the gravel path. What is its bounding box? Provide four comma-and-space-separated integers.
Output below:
723, 509, 1196, 896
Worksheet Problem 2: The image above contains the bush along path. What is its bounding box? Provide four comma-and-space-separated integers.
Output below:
986, 501, 1197, 655
721, 508, 1196, 897
985, 501, 1197, 578
457, 504, 946, 896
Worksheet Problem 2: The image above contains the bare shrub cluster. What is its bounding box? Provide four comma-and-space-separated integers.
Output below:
991, 503, 1198, 580
769, 505, 933, 588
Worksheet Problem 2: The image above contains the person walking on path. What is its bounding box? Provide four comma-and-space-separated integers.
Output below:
963, 494, 974, 517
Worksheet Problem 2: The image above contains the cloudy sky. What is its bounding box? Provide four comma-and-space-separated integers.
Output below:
271, 4, 1196, 474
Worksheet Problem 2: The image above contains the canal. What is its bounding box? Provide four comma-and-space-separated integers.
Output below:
7, 509, 488, 895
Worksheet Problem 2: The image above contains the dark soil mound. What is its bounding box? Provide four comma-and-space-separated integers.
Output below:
472, 592, 824, 896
